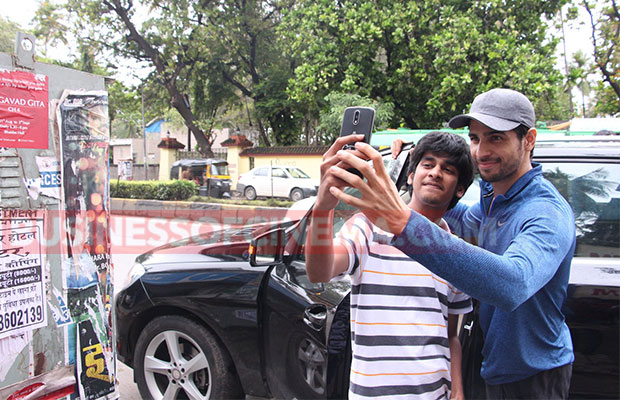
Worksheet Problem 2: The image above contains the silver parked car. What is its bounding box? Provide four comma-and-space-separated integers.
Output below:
237, 165, 319, 201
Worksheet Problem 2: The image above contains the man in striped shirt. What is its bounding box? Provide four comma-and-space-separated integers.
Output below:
306, 131, 475, 399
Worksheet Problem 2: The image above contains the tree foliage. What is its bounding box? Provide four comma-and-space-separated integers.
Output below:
281, 0, 568, 128
569, 50, 592, 116
583, 0, 620, 115
32, 0, 69, 56
63, 0, 305, 154
0, 17, 24, 53
318, 92, 394, 144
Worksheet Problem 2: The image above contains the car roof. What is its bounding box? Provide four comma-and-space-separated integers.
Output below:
533, 136, 620, 160
172, 158, 227, 167
253, 165, 301, 169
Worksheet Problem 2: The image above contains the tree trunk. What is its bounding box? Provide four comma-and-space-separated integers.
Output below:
104, 0, 213, 156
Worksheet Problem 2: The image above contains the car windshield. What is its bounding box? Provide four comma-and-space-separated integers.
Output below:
211, 163, 229, 176
287, 168, 310, 179
440, 161, 620, 258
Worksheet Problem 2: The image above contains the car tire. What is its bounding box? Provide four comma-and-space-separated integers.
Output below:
286, 334, 326, 398
134, 315, 243, 400
244, 186, 257, 201
290, 188, 304, 202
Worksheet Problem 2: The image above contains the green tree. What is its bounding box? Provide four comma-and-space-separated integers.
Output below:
64, 0, 300, 153
592, 79, 620, 115
317, 93, 394, 144
571, 50, 592, 117
532, 83, 572, 122
564, 50, 592, 117
32, 0, 68, 56
107, 81, 146, 138
0, 17, 24, 53
282, 0, 567, 129
583, 0, 620, 115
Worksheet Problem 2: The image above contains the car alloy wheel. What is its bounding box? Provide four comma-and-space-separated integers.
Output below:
297, 337, 326, 395
290, 188, 304, 202
244, 186, 257, 201
134, 316, 243, 400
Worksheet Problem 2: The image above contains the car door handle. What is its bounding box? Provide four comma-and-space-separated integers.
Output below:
303, 305, 327, 331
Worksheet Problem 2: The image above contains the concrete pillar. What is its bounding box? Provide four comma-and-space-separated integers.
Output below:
157, 137, 185, 181
221, 135, 254, 188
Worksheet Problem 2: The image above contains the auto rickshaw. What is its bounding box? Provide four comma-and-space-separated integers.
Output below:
170, 159, 231, 198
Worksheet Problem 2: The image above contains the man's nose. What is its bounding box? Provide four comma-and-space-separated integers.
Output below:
429, 165, 443, 178
476, 139, 492, 159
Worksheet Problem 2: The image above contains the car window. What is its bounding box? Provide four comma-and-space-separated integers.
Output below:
288, 168, 310, 179
254, 167, 268, 176
272, 168, 287, 178
449, 160, 620, 258
541, 162, 619, 258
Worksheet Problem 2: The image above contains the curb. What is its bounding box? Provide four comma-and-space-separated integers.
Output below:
110, 198, 288, 222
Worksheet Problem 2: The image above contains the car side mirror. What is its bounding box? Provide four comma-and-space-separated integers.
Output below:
249, 228, 285, 266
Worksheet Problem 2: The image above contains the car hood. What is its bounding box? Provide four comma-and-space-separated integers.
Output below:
135, 220, 295, 267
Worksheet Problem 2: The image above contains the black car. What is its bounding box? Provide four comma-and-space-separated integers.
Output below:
115, 136, 620, 399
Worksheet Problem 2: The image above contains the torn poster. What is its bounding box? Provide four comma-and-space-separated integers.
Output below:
23, 157, 62, 201
0, 209, 46, 339
0, 364, 75, 400
0, 331, 31, 382
0, 69, 49, 149
57, 90, 116, 399
48, 286, 72, 327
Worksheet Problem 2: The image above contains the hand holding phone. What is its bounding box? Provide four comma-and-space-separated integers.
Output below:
339, 107, 375, 177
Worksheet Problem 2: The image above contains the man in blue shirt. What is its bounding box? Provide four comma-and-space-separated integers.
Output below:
329, 88, 575, 399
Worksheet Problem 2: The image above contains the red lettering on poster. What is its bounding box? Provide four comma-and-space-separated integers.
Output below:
0, 69, 49, 149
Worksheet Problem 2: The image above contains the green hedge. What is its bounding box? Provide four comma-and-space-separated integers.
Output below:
111, 180, 197, 201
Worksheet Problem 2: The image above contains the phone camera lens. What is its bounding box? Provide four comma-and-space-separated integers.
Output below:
353, 110, 360, 125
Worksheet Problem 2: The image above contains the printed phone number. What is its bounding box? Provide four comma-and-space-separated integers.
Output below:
0, 305, 43, 332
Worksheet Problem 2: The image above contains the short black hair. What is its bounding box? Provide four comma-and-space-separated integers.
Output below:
513, 124, 535, 158
514, 124, 529, 140
407, 131, 475, 209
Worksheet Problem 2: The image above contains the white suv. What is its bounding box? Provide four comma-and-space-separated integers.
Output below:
237, 166, 319, 201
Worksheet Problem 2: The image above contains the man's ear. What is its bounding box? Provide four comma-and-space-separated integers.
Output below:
524, 128, 537, 153
407, 172, 413, 186
455, 184, 466, 199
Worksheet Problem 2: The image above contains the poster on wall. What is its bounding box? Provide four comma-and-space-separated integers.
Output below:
0, 210, 46, 339
0, 69, 49, 149
57, 90, 116, 399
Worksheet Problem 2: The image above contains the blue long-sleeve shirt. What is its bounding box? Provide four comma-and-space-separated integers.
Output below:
392, 164, 575, 384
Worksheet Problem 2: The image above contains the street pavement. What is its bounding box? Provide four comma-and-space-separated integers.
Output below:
116, 361, 142, 399
111, 214, 159, 399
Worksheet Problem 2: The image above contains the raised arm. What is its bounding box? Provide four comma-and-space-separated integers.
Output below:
391, 206, 574, 311
329, 142, 575, 311
305, 134, 365, 283
443, 201, 481, 245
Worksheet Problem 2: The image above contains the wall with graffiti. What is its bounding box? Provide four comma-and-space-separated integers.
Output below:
0, 37, 117, 400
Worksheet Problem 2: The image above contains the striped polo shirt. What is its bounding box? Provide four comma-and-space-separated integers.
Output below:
336, 214, 472, 399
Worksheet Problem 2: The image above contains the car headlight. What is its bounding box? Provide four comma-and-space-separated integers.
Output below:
126, 262, 146, 287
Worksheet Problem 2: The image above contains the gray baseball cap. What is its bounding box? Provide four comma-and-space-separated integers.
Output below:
448, 88, 535, 131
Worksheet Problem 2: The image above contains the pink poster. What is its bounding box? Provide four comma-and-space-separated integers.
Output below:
0, 69, 49, 149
